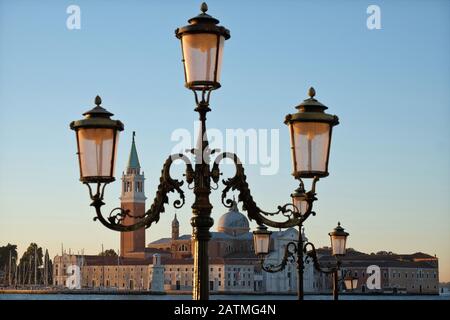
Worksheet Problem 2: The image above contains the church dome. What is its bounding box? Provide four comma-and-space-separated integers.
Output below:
217, 200, 249, 236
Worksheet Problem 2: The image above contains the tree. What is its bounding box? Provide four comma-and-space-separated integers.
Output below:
43, 249, 53, 286
98, 249, 118, 257
0, 244, 18, 285
18, 243, 43, 285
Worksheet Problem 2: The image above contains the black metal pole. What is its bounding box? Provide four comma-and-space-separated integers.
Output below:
191, 99, 213, 300
333, 270, 339, 300
297, 223, 304, 300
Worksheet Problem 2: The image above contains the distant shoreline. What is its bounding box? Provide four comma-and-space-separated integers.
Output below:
0, 289, 440, 296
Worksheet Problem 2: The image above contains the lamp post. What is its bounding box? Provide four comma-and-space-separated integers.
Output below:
254, 222, 349, 300
300, 222, 350, 300
69, 3, 340, 301
344, 273, 358, 292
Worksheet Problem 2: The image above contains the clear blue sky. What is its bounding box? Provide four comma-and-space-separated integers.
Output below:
0, 1, 449, 281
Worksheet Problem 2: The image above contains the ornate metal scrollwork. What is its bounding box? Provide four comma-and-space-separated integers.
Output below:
261, 241, 298, 273
86, 153, 193, 232
303, 241, 340, 274
213, 152, 313, 229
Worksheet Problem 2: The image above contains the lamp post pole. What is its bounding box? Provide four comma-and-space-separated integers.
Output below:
297, 223, 304, 301
191, 98, 214, 300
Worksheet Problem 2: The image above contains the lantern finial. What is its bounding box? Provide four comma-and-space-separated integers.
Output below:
308, 87, 316, 98
95, 95, 102, 106
201, 2, 208, 13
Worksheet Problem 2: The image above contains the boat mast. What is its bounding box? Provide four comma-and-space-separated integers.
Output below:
8, 250, 12, 287
34, 245, 37, 286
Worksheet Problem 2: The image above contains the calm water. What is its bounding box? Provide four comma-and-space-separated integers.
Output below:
1, 294, 449, 300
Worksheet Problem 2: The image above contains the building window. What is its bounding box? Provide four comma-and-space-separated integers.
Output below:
405, 273, 407, 278
233, 281, 236, 286
210, 268, 213, 272
248, 281, 251, 286
228, 281, 230, 286
219, 281, 221, 286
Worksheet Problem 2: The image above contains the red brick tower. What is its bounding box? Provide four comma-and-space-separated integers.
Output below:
120, 132, 146, 258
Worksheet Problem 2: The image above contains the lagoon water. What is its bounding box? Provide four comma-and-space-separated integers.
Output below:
1, 294, 449, 300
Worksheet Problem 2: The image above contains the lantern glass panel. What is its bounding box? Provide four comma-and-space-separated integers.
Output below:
330, 235, 347, 256
253, 233, 270, 255
182, 34, 224, 86
292, 197, 309, 216
289, 122, 331, 175
77, 128, 118, 180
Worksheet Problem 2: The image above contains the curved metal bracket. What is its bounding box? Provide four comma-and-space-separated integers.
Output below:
213, 152, 317, 229
86, 153, 193, 232
261, 241, 298, 273
303, 241, 340, 274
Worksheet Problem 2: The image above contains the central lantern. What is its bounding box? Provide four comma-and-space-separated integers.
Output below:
175, 2, 230, 91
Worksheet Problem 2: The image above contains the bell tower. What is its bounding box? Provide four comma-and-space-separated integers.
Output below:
120, 132, 146, 258
172, 214, 179, 240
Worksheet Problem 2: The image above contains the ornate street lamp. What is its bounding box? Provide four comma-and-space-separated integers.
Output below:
69, 3, 341, 301
285, 87, 339, 179
253, 224, 272, 256
175, 2, 230, 91
254, 223, 349, 300
70, 96, 124, 184
329, 222, 349, 256
302, 223, 350, 300
344, 274, 358, 292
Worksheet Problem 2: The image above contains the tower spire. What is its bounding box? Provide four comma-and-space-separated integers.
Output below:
127, 131, 141, 173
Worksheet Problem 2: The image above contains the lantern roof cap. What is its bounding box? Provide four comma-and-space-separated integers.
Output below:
82, 95, 114, 118
284, 87, 339, 126
188, 2, 220, 24
329, 222, 349, 237
295, 87, 327, 111
175, 2, 230, 40
70, 95, 124, 131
